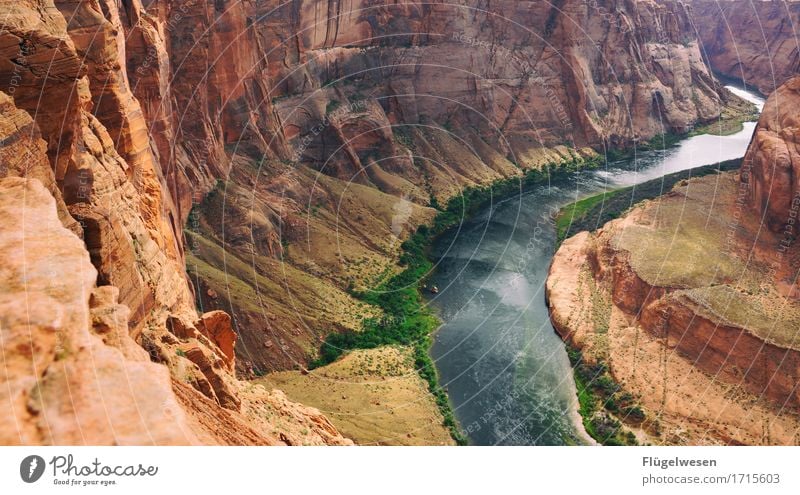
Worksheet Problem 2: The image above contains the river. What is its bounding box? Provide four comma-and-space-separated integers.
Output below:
426, 86, 765, 445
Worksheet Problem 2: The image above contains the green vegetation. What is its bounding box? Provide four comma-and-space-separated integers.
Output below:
310, 221, 466, 443
690, 119, 747, 137
567, 347, 641, 446
689, 91, 760, 137
311, 155, 602, 445
687, 285, 800, 350
556, 158, 741, 244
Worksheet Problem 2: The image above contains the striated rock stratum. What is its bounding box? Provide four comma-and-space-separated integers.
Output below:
0, 176, 350, 445
0, 0, 351, 444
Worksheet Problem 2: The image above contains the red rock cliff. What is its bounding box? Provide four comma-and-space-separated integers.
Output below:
0, 0, 350, 445
742, 76, 800, 234
691, 0, 800, 95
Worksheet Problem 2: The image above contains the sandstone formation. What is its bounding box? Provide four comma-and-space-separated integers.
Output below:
741, 76, 800, 235
691, 0, 800, 95
0, 0, 191, 336
0, 176, 195, 445
0, 92, 77, 232
0, 172, 350, 445
547, 78, 800, 445
0, 0, 351, 444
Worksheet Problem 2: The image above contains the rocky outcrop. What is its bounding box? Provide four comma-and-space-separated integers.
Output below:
0, 173, 351, 445
691, 0, 800, 95
547, 79, 800, 445
195, 311, 237, 370
0, 0, 191, 336
55, 0, 182, 258
548, 177, 800, 444
119, 0, 291, 220
0, 92, 77, 233
741, 76, 800, 234
0, 177, 196, 445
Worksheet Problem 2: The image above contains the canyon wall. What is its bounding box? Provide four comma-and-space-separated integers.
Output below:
691, 0, 800, 95
0, 0, 349, 445
742, 76, 800, 235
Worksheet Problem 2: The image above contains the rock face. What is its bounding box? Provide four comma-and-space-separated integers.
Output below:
0, 92, 77, 232
195, 311, 238, 371
691, 0, 800, 95
115, 0, 725, 193
265, 0, 723, 156
0, 172, 350, 445
0, 0, 191, 337
547, 78, 800, 445
0, 177, 195, 445
0, 0, 351, 444
741, 76, 800, 234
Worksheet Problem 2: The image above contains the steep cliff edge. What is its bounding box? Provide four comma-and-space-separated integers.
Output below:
742, 76, 800, 236
0, 175, 350, 445
691, 0, 800, 95
547, 77, 800, 445
0, 0, 350, 445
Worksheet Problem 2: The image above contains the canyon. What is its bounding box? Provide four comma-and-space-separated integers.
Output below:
180, 0, 734, 380
0, 0, 795, 445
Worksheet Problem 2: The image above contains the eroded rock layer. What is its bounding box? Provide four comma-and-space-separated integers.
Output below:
742, 76, 800, 235
0, 0, 351, 444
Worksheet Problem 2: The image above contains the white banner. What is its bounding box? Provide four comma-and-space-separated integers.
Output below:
1, 446, 797, 494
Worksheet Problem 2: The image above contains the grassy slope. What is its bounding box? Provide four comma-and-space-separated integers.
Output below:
689, 88, 760, 137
